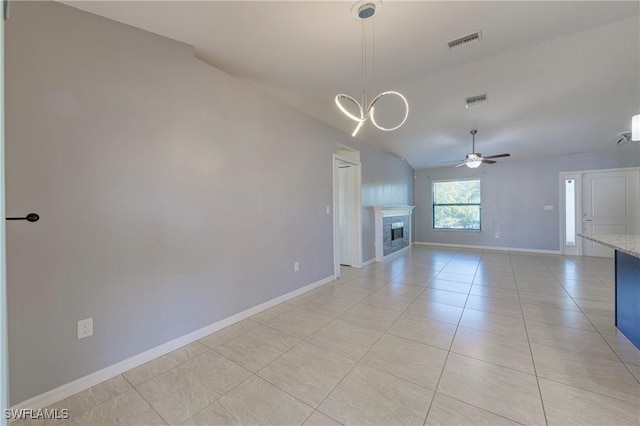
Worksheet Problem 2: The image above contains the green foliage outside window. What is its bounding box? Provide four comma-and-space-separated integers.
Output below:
433, 180, 481, 230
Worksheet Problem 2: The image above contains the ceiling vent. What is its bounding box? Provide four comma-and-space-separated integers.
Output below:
465, 94, 488, 109
448, 31, 482, 50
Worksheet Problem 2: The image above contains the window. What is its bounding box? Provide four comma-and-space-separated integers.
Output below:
433, 179, 481, 230
565, 178, 576, 246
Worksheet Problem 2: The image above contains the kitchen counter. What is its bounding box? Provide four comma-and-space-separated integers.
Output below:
577, 233, 640, 258
578, 233, 640, 349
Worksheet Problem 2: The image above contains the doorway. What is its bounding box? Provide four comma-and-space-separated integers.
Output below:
333, 154, 362, 277
561, 168, 640, 257
338, 163, 354, 266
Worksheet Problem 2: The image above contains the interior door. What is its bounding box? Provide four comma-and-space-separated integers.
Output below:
338, 164, 353, 266
582, 170, 639, 257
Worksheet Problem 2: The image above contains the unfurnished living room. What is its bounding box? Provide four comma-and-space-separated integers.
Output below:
1, 1, 640, 425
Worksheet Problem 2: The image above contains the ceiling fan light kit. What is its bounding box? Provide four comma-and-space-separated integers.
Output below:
335, 2, 409, 137
632, 114, 640, 141
444, 130, 511, 168
464, 154, 483, 169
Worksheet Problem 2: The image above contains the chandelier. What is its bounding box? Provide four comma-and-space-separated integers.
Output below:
335, 2, 409, 137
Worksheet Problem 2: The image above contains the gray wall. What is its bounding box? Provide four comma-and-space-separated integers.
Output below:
5, 2, 413, 403
414, 146, 640, 251
360, 149, 415, 261
338, 140, 415, 262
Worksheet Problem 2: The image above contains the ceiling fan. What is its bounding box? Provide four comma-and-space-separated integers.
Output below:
443, 130, 511, 168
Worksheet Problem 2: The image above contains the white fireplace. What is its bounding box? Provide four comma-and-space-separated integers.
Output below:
372, 205, 415, 262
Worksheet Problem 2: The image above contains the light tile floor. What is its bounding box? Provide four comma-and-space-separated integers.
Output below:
19, 246, 640, 425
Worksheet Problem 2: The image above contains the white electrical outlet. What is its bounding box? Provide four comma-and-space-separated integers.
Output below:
294, 262, 299, 272
77, 318, 93, 339
326, 206, 331, 214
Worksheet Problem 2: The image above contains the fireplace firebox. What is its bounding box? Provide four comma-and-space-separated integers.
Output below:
391, 222, 404, 242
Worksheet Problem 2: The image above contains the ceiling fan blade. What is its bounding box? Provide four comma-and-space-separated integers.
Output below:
440, 159, 464, 164
454, 162, 468, 168
482, 153, 511, 159
481, 159, 497, 164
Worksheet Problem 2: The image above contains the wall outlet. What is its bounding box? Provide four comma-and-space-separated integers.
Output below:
77, 318, 93, 339
294, 262, 299, 272
326, 206, 331, 215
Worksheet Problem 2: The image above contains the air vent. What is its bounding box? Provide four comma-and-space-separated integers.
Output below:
466, 94, 488, 109
448, 31, 482, 50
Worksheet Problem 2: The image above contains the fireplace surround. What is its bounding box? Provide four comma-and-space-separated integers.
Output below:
373, 205, 415, 262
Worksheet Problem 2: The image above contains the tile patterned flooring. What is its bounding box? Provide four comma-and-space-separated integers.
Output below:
18, 246, 640, 425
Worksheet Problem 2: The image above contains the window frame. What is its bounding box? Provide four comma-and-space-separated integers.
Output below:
432, 178, 482, 231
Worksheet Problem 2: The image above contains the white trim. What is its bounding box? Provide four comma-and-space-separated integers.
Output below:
430, 177, 481, 184
352, 165, 363, 268
372, 205, 416, 216
360, 258, 375, 267
559, 172, 581, 256
333, 154, 361, 167
381, 245, 412, 261
578, 169, 640, 258
333, 157, 339, 278
10, 274, 335, 411
414, 241, 561, 255
560, 167, 640, 256
563, 166, 640, 175
373, 205, 415, 262
333, 154, 363, 275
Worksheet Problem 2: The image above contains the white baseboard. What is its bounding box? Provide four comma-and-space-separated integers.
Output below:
11, 274, 336, 411
360, 258, 375, 267
413, 241, 561, 255
380, 245, 411, 262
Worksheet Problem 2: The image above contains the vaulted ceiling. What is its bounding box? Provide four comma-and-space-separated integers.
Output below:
62, 1, 640, 169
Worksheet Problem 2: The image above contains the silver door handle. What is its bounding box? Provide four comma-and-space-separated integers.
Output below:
582, 218, 592, 222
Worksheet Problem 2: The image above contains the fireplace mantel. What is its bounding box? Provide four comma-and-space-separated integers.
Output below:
372, 205, 415, 262
373, 205, 416, 216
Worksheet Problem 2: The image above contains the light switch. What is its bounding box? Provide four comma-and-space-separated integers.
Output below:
544, 205, 554, 211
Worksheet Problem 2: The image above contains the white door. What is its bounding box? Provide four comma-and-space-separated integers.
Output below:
338, 164, 353, 266
582, 170, 640, 257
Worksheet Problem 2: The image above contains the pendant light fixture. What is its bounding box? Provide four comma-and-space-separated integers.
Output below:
335, 2, 409, 137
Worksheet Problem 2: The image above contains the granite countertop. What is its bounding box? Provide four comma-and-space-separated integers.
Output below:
578, 233, 640, 258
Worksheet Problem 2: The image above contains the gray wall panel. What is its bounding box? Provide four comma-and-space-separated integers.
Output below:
5, 2, 413, 403
414, 147, 640, 251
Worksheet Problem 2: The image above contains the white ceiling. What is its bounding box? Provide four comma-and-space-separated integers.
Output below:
62, 1, 640, 169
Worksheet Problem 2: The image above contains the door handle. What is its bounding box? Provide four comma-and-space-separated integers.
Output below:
6, 213, 40, 222
582, 218, 592, 222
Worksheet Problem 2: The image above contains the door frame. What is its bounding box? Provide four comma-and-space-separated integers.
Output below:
332, 154, 362, 278
559, 171, 582, 256
559, 167, 640, 256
